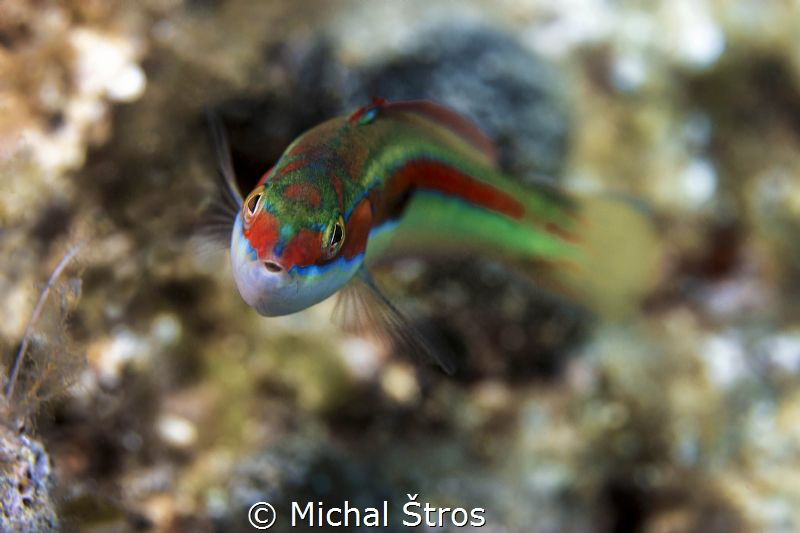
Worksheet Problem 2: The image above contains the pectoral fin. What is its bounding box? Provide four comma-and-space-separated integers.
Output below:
332, 266, 457, 375
196, 112, 244, 250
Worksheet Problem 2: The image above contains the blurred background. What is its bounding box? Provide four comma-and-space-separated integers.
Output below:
2, 0, 800, 531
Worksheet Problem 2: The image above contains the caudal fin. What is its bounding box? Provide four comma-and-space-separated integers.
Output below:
554, 193, 663, 318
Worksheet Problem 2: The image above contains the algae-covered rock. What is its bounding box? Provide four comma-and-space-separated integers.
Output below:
346, 24, 572, 182
0, 426, 59, 532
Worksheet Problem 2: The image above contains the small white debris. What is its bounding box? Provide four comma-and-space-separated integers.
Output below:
760, 333, 800, 373
611, 54, 648, 92
380, 363, 419, 404
701, 332, 749, 388
151, 313, 182, 346
70, 28, 146, 101
339, 337, 383, 380
680, 158, 717, 207
661, 0, 725, 68
92, 329, 151, 386
522, 0, 614, 57
106, 63, 146, 102
157, 414, 198, 449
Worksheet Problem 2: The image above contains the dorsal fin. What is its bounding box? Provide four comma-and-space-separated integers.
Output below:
382, 100, 499, 166
348, 97, 387, 125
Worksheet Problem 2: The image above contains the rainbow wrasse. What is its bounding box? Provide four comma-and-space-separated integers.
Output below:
209, 99, 660, 372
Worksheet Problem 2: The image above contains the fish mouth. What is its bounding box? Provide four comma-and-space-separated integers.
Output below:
263, 260, 283, 273
254, 278, 302, 316
230, 231, 292, 312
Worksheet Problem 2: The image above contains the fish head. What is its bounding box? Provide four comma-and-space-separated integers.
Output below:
230, 179, 369, 316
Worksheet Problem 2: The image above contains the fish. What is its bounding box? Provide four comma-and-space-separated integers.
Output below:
207, 98, 662, 373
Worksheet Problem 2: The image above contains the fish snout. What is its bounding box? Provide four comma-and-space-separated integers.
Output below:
253, 253, 291, 282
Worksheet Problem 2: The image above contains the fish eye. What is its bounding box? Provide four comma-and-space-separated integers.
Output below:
322, 215, 345, 259
244, 190, 262, 223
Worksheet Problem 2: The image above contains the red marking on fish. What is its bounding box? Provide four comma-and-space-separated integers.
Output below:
284, 183, 322, 208
389, 160, 525, 219
331, 174, 344, 211
243, 212, 279, 259
341, 198, 373, 260
279, 159, 311, 175
280, 228, 323, 269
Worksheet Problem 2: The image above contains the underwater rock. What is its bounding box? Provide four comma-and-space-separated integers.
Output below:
0, 425, 59, 532
346, 25, 572, 183
0, 0, 148, 232
218, 435, 398, 533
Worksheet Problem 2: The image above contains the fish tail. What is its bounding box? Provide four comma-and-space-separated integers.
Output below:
471, 172, 664, 317
384, 183, 662, 317
551, 192, 663, 317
